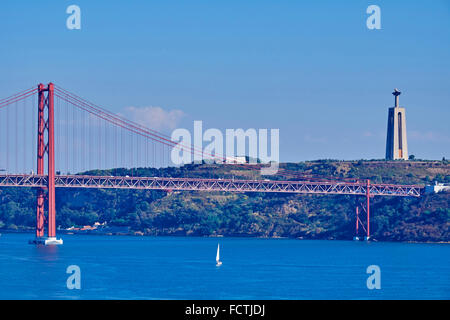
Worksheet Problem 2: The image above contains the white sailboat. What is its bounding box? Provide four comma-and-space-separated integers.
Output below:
216, 243, 222, 266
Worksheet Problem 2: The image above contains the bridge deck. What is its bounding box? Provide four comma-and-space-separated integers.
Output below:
0, 174, 423, 197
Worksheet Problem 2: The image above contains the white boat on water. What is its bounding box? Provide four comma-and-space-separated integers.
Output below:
216, 243, 222, 267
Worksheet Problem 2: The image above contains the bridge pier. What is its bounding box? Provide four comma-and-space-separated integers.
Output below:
365, 179, 371, 241
353, 206, 360, 241
353, 180, 371, 241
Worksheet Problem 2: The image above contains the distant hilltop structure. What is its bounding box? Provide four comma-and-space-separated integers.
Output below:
385, 89, 408, 160
425, 182, 450, 194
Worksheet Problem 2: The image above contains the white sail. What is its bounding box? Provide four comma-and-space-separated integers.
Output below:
216, 244, 220, 262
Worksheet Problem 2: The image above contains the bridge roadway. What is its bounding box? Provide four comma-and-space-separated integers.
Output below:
0, 174, 423, 197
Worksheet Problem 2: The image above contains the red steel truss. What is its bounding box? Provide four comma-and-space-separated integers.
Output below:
0, 174, 423, 197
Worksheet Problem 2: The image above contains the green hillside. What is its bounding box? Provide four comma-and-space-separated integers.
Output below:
0, 160, 449, 242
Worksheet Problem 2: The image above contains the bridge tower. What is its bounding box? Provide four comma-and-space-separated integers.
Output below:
30, 83, 63, 245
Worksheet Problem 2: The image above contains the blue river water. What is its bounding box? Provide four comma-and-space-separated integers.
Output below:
0, 233, 448, 299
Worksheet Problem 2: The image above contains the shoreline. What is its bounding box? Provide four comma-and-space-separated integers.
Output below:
1, 229, 448, 244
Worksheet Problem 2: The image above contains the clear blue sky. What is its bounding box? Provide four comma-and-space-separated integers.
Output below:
1, 0, 449, 162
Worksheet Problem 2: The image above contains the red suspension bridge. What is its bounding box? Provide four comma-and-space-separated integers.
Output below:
0, 83, 423, 244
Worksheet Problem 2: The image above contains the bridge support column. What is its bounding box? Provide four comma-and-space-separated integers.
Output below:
36, 84, 45, 238
353, 206, 360, 241
365, 179, 370, 241
30, 83, 62, 245
47, 83, 56, 239
353, 180, 371, 241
